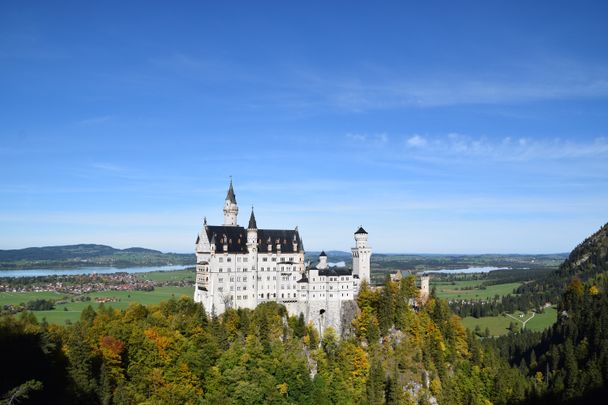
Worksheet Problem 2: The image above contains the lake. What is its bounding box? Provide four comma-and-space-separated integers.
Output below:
0, 265, 192, 278
424, 266, 511, 274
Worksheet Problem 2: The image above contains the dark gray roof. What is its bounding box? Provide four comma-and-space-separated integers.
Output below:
204, 225, 302, 253
319, 268, 353, 277
355, 226, 368, 235
319, 250, 327, 257
206, 225, 247, 253
257, 229, 302, 253
248, 209, 257, 229
225, 181, 237, 204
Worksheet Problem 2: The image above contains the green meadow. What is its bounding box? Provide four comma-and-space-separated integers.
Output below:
137, 268, 195, 282
3, 286, 194, 325
461, 307, 557, 336
432, 280, 522, 301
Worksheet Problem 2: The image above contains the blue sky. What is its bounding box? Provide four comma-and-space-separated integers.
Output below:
1, 1, 607, 253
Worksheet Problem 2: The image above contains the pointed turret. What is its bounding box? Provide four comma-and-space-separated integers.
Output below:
248, 208, 257, 229
223, 179, 239, 226
247, 207, 258, 250
317, 250, 328, 269
355, 226, 367, 235
226, 179, 237, 204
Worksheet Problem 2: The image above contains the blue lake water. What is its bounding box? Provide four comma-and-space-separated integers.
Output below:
0, 265, 192, 278
424, 266, 511, 274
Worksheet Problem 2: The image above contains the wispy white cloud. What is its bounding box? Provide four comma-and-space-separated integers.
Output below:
291, 58, 608, 111
350, 133, 608, 163
406, 134, 427, 147
423, 134, 608, 161
345, 133, 388, 146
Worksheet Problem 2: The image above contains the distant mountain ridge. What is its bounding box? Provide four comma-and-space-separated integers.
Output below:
0, 244, 195, 270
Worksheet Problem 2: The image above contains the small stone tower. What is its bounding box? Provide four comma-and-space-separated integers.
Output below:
352, 226, 372, 283
420, 275, 430, 304
223, 179, 238, 226
247, 208, 258, 250
317, 251, 328, 269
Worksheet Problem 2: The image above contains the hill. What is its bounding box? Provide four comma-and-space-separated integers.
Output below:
491, 222, 608, 403
0, 244, 195, 270
515, 223, 608, 307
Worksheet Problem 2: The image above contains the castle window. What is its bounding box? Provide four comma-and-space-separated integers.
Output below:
219, 258, 223, 263
227, 258, 231, 262
243, 258, 248, 262
219, 268, 223, 272
218, 287, 223, 292
243, 276, 247, 282
219, 278, 224, 282
289, 257, 293, 261
243, 267, 248, 271
271, 257, 276, 262
263, 257, 267, 262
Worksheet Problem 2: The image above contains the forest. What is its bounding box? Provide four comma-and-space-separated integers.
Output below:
1, 277, 530, 404
1, 223, 607, 404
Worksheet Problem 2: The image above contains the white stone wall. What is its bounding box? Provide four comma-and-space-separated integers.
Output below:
193, 192, 371, 336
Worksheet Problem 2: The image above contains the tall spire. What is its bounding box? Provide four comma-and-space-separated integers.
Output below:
248, 206, 257, 229
223, 178, 239, 226
226, 177, 237, 204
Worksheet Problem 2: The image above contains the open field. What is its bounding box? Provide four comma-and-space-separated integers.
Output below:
0, 291, 69, 306
432, 280, 522, 301
461, 307, 557, 336
3, 286, 194, 325
137, 268, 195, 282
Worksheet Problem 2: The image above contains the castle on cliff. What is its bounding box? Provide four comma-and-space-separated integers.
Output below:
193, 181, 372, 333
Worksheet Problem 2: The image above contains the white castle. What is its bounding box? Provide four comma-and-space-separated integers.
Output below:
193, 181, 371, 333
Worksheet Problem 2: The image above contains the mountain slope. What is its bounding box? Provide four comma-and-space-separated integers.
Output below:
515, 223, 608, 306
0, 244, 194, 270
493, 222, 608, 403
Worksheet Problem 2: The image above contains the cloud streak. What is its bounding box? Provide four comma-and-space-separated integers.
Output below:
349, 133, 608, 163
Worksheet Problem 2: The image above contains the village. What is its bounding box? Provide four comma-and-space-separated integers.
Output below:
0, 271, 191, 295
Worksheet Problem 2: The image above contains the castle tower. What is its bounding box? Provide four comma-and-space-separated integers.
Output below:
247, 208, 258, 250
420, 275, 430, 304
352, 226, 372, 283
317, 251, 328, 269
223, 179, 239, 226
